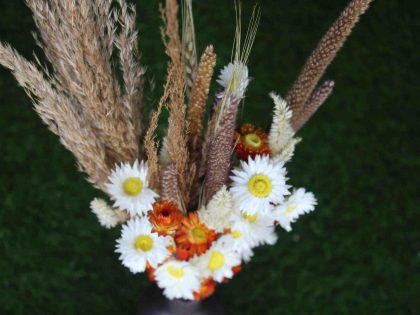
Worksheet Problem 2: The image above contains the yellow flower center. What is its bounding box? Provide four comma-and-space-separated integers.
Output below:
167, 265, 185, 279
244, 133, 262, 148
190, 227, 208, 244
248, 174, 272, 197
208, 251, 225, 271
243, 213, 258, 223
232, 230, 242, 238
123, 177, 143, 196
134, 235, 153, 252
286, 204, 298, 213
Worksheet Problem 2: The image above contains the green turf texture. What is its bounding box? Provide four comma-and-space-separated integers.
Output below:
0, 1, 418, 314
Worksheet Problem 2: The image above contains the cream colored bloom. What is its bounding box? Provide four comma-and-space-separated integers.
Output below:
273, 188, 317, 232
217, 61, 249, 98
230, 209, 277, 249
192, 235, 241, 283
199, 186, 234, 233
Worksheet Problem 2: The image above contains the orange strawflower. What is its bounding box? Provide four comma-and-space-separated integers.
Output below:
223, 264, 242, 283
148, 200, 184, 236
175, 212, 217, 261
234, 123, 271, 160
146, 263, 155, 282
193, 278, 216, 301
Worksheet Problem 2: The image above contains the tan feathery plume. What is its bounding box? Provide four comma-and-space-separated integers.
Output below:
182, 0, 198, 94
204, 95, 240, 202
144, 68, 175, 191
187, 45, 217, 161
26, 0, 139, 164
198, 186, 233, 233
90, 198, 130, 228
268, 92, 301, 163
161, 164, 183, 211
161, 0, 183, 68
160, 0, 192, 207
0, 43, 110, 190
116, 0, 147, 155
294, 80, 335, 131
286, 0, 373, 130
268, 92, 295, 155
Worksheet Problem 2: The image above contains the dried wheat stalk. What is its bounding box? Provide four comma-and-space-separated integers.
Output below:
116, 0, 147, 155
144, 68, 176, 191
0, 43, 109, 190
286, 0, 372, 130
26, 0, 140, 164
182, 0, 198, 95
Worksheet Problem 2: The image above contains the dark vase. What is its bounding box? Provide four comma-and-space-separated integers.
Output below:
137, 285, 224, 315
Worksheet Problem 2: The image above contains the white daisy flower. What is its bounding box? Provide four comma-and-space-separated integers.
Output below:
90, 198, 129, 228
106, 160, 158, 216
155, 259, 201, 300
216, 61, 249, 98
116, 217, 172, 273
230, 209, 278, 249
274, 188, 317, 232
230, 155, 290, 215
192, 235, 241, 283
198, 186, 235, 233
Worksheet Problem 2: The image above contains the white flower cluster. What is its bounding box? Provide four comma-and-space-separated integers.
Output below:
200, 155, 317, 263
100, 155, 317, 301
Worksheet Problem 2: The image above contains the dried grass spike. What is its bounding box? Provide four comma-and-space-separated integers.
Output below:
161, 164, 183, 211
286, 0, 373, 129
187, 45, 217, 158
204, 95, 240, 202
294, 80, 335, 131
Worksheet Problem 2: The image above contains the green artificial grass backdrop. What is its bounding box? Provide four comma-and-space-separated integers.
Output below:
0, 0, 419, 314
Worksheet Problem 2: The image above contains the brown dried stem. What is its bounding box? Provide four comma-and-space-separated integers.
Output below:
286, 0, 372, 130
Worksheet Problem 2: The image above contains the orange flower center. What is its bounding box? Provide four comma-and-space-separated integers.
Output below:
244, 132, 262, 148
189, 227, 208, 244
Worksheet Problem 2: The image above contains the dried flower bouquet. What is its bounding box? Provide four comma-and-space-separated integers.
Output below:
0, 0, 372, 302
